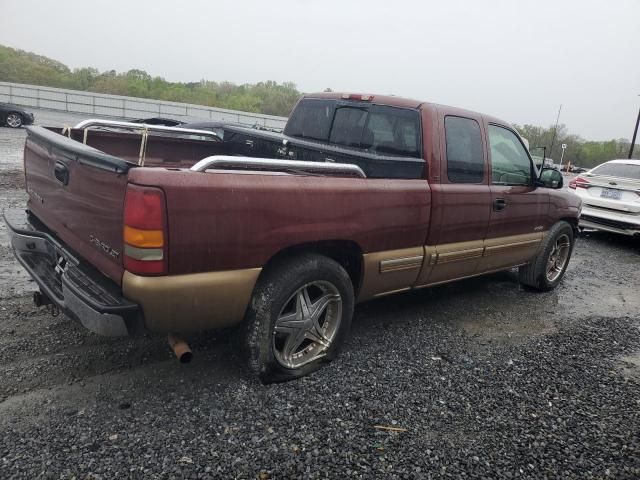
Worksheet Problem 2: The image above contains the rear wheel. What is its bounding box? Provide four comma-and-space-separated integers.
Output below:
519, 221, 574, 291
5, 112, 23, 128
244, 254, 354, 383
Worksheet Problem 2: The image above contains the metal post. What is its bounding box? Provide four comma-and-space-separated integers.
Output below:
559, 144, 566, 166
549, 104, 562, 162
629, 106, 640, 159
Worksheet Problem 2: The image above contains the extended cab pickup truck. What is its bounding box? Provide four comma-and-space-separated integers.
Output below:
4, 92, 581, 382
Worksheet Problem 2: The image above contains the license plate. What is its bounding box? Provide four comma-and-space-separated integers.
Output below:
601, 188, 622, 200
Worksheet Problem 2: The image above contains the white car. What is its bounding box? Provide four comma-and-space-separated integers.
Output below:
569, 159, 640, 236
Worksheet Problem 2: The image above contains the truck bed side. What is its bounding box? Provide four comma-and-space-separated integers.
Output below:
127, 168, 431, 275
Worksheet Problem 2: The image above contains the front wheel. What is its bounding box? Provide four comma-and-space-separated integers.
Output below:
5, 112, 23, 128
519, 221, 575, 291
244, 254, 354, 383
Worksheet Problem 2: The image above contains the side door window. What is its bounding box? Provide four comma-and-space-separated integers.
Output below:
488, 125, 532, 185
445, 116, 484, 183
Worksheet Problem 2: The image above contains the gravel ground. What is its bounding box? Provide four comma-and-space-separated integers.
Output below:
1, 114, 640, 479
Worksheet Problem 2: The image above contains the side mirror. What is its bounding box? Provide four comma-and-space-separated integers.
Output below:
537, 167, 563, 189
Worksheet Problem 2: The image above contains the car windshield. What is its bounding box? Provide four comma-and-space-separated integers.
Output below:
590, 162, 640, 180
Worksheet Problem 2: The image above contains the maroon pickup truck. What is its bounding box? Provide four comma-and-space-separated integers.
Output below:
4, 92, 581, 382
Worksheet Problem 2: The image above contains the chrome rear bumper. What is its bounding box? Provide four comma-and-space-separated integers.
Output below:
579, 204, 640, 236
3, 208, 141, 336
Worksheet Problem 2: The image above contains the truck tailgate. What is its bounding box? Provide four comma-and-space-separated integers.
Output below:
23, 126, 132, 285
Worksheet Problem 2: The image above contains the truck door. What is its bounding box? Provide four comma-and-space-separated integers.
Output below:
479, 123, 548, 272
417, 112, 491, 286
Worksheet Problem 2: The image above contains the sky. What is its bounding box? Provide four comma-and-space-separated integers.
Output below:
1, 0, 638, 141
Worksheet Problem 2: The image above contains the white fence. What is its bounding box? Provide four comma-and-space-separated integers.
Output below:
0, 81, 288, 130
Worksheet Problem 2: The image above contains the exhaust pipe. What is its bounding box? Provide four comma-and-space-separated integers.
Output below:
168, 334, 193, 364
33, 290, 52, 308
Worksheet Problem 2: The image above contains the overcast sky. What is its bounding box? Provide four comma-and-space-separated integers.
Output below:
1, 0, 638, 140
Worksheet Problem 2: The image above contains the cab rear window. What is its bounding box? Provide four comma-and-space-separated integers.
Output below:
284, 99, 336, 142
285, 99, 421, 158
361, 105, 421, 158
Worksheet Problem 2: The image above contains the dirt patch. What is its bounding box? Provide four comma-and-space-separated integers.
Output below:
619, 349, 640, 381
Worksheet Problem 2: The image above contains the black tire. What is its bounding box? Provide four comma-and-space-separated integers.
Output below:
244, 253, 354, 383
519, 221, 575, 291
5, 112, 23, 128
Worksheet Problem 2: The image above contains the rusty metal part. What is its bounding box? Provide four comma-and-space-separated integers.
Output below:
168, 334, 193, 364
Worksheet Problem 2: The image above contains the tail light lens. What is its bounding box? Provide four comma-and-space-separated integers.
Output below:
123, 184, 167, 275
568, 176, 590, 190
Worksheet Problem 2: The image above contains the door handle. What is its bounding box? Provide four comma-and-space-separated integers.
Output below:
493, 198, 506, 211
54, 161, 69, 185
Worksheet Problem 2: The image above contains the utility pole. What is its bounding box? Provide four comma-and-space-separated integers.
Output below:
548, 104, 562, 163
629, 100, 640, 159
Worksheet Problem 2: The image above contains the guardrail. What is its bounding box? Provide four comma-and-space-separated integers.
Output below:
0, 81, 288, 130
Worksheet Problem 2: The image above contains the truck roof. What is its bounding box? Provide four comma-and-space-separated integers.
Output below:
303, 92, 511, 127
304, 92, 424, 109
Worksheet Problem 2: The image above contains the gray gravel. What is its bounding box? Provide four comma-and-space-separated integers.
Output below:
1, 118, 640, 479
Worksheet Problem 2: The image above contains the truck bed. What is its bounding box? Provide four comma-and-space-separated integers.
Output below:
21, 125, 430, 287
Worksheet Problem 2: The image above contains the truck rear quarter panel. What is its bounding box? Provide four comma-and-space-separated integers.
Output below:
127, 169, 431, 275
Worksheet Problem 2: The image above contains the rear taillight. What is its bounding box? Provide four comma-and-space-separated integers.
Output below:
123, 184, 167, 275
568, 176, 590, 190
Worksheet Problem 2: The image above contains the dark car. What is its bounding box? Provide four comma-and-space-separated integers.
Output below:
128, 117, 185, 127
0, 103, 35, 128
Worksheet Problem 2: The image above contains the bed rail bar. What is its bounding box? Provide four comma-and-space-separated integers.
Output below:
72, 119, 221, 166
72, 119, 220, 141
190, 156, 366, 178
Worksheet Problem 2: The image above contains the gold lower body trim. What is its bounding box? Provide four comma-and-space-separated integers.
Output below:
122, 268, 262, 333
415, 264, 527, 289
358, 247, 425, 301
359, 233, 545, 301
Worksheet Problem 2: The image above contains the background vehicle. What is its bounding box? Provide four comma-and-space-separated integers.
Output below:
569, 159, 640, 236
129, 117, 185, 127
0, 102, 34, 128
5, 93, 580, 382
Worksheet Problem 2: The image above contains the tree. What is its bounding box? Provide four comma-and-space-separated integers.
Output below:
0, 44, 302, 117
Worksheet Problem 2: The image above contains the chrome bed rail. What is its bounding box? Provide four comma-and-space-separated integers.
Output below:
73, 119, 220, 141
72, 119, 221, 166
190, 156, 366, 178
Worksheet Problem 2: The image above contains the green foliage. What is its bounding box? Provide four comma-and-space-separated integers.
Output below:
515, 123, 637, 168
0, 45, 301, 117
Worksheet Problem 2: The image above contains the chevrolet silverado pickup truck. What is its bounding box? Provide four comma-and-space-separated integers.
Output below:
4, 92, 581, 382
